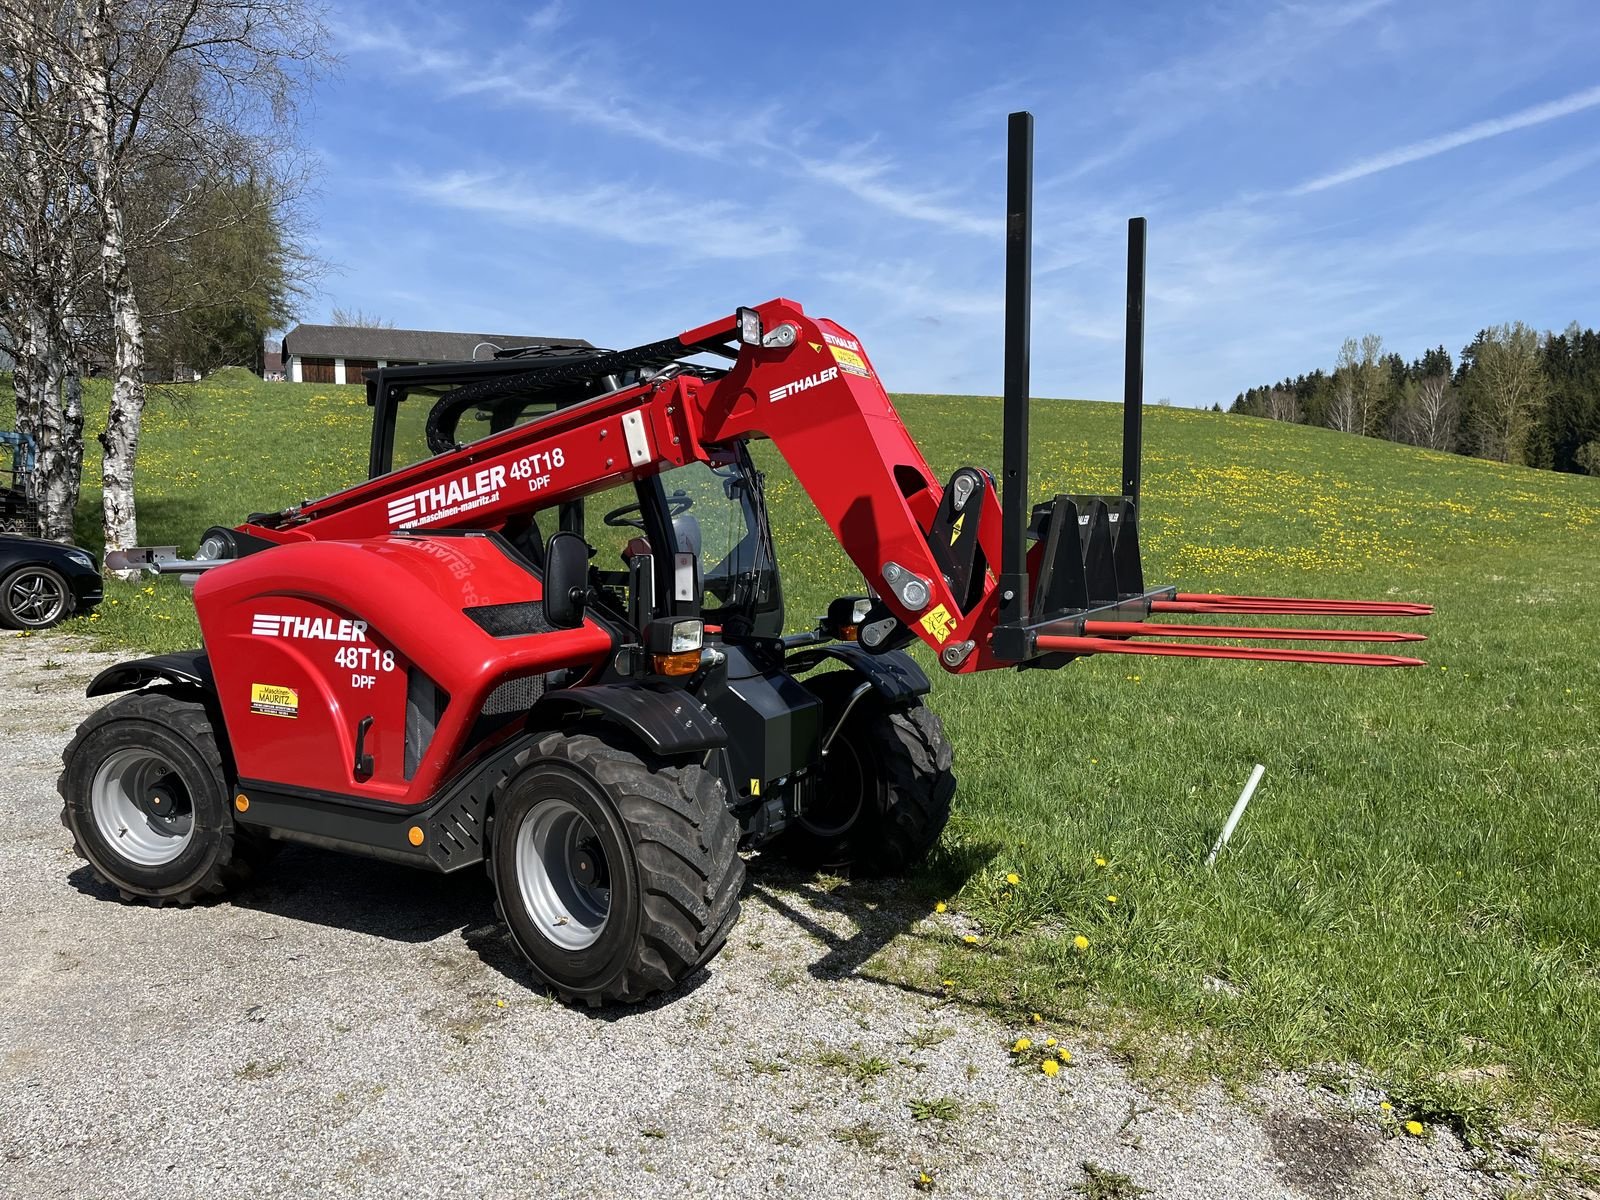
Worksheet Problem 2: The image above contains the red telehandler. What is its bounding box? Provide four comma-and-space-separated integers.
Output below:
59, 115, 1430, 1006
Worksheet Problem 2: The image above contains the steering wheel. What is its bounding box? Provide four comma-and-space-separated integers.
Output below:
602, 494, 693, 530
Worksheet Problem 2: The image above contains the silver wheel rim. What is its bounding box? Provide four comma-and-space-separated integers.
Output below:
514, 798, 610, 951
90, 747, 195, 867
7, 569, 66, 626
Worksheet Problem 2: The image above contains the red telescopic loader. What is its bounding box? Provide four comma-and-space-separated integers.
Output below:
59, 115, 1429, 1005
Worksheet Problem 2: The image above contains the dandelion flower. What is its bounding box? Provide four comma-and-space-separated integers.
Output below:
1045, 1038, 1057, 1048
935, 901, 947, 914
1041, 1058, 1060, 1077
1106, 894, 1119, 904
1011, 1037, 1032, 1053
1030, 1012, 1042, 1024
1094, 856, 1108, 868
1404, 1120, 1424, 1137
1073, 935, 1089, 952
962, 934, 979, 944
941, 979, 955, 988
1059, 1050, 1072, 1063
1005, 872, 1020, 885
1379, 1101, 1392, 1111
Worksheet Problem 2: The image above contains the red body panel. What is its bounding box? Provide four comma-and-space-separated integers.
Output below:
195, 535, 611, 804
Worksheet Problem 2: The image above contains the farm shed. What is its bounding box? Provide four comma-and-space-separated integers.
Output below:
279, 325, 590, 385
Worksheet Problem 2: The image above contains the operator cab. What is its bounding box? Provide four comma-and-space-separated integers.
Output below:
361, 353, 784, 641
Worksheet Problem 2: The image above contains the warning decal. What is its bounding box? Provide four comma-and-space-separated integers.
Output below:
919, 604, 957, 644
250, 683, 300, 718
830, 345, 871, 378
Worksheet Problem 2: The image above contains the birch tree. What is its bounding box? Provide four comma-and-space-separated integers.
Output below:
1327, 339, 1360, 434
0, 2, 98, 540
61, 0, 325, 567
1403, 374, 1456, 451
1467, 322, 1546, 464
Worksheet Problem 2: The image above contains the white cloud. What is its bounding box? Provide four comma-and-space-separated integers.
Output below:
793, 151, 1001, 238
1290, 82, 1600, 194
406, 171, 798, 258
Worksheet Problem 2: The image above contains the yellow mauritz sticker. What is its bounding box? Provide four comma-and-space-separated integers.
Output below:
249, 683, 299, 718
830, 345, 872, 378
919, 604, 957, 644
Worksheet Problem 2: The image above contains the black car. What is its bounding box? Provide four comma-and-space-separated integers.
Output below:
0, 536, 103, 630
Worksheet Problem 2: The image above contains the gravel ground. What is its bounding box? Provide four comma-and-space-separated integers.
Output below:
0, 636, 1532, 1199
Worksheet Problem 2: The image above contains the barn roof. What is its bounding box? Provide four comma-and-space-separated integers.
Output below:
282, 324, 591, 362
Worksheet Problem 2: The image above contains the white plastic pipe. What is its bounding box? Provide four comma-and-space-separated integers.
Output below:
1206, 764, 1265, 868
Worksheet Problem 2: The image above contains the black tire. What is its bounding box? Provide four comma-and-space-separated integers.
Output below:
780, 672, 956, 876
58, 691, 253, 904
1, 563, 74, 629
490, 730, 744, 1007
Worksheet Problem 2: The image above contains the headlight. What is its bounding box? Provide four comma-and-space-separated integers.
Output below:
66, 550, 95, 568
669, 619, 703, 654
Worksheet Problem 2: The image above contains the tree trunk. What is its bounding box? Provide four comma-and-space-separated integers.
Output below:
73, 0, 149, 571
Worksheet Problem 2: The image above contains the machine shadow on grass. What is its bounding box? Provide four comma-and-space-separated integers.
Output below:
740, 837, 1001, 991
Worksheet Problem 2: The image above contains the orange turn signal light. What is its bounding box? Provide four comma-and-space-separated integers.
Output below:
839, 625, 859, 641
651, 650, 701, 677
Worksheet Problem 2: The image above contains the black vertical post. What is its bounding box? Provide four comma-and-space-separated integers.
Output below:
997, 111, 1034, 641
1122, 216, 1146, 504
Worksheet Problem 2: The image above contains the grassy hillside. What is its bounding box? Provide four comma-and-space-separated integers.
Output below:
32, 373, 1600, 1131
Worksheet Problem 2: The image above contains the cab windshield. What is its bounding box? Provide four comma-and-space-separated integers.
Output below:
657, 459, 780, 628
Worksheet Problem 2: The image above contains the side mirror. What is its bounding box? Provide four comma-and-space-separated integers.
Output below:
543, 531, 589, 629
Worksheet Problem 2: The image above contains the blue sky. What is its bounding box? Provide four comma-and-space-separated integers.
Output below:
307, 0, 1600, 407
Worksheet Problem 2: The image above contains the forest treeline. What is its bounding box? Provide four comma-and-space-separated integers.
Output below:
1228, 321, 1600, 476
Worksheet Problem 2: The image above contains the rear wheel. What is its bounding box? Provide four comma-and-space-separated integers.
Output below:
780, 673, 956, 875
491, 731, 744, 1006
1, 564, 72, 629
58, 691, 253, 904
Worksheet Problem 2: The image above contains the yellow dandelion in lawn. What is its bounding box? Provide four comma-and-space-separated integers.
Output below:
941, 979, 955, 988
935, 901, 947, 914
1005, 872, 1020, 885
1011, 1037, 1031, 1053
1404, 1120, 1424, 1136
1030, 1012, 1042, 1024
1094, 856, 1108, 868
962, 934, 979, 944
1041, 1058, 1060, 1077
1106, 894, 1119, 904
1045, 1038, 1057, 1048
1380, 1101, 1392, 1111
1073, 935, 1089, 952
1059, 1050, 1072, 1063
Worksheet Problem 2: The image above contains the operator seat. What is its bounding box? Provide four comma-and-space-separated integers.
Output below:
672, 514, 702, 559
503, 514, 547, 572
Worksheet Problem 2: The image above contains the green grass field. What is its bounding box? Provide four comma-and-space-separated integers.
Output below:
21, 372, 1600, 1135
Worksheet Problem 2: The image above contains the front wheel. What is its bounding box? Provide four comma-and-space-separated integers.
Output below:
780, 673, 956, 876
491, 731, 744, 1006
58, 691, 255, 904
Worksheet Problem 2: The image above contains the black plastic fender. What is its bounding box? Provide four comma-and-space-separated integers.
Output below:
784, 644, 931, 707
86, 650, 213, 698
529, 684, 728, 756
